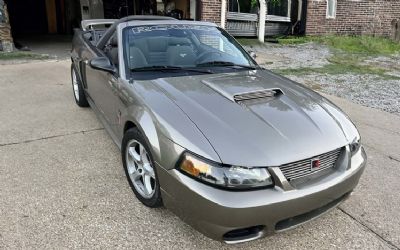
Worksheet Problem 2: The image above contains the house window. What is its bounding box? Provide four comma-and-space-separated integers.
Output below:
229, 0, 240, 12
326, 0, 337, 19
267, 0, 289, 17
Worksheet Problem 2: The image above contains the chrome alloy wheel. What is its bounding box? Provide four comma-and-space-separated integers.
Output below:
125, 140, 156, 198
72, 69, 80, 102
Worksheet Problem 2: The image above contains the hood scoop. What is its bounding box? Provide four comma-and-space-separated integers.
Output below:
233, 88, 283, 104
201, 74, 284, 104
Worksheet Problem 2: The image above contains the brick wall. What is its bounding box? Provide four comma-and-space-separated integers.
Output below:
200, 0, 222, 25
306, 0, 400, 37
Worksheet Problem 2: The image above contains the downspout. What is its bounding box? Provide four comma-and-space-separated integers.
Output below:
298, 0, 302, 21
220, 0, 227, 28
292, 0, 303, 34
258, 0, 266, 42
196, 0, 202, 21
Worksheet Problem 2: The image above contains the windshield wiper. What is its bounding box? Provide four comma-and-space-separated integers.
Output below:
196, 61, 257, 70
131, 65, 212, 74
131, 66, 181, 71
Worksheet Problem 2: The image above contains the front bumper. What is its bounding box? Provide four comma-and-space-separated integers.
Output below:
157, 147, 367, 242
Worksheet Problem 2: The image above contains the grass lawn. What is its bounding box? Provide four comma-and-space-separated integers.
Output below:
238, 35, 400, 79
238, 35, 400, 56
0, 51, 50, 60
236, 38, 264, 47
274, 56, 399, 80
277, 35, 400, 56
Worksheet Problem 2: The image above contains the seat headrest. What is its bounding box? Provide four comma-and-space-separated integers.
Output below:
169, 37, 191, 47
110, 35, 118, 47
129, 47, 148, 69
148, 38, 168, 52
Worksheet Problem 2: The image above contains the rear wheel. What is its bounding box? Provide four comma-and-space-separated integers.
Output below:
71, 64, 89, 107
122, 128, 162, 207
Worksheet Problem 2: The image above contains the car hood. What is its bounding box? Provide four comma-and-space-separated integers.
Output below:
152, 70, 359, 166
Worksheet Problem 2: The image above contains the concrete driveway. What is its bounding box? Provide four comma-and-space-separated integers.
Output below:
0, 60, 399, 249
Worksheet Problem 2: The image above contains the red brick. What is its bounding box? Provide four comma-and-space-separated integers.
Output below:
306, 0, 400, 37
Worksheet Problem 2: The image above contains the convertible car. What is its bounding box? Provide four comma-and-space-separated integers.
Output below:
71, 16, 366, 243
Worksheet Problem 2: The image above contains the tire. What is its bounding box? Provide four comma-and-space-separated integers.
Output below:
122, 128, 163, 207
71, 64, 89, 107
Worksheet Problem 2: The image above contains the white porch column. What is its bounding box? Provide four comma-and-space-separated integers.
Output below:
220, 0, 227, 28
258, 0, 266, 42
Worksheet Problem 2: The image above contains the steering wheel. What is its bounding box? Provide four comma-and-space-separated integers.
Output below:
196, 51, 223, 64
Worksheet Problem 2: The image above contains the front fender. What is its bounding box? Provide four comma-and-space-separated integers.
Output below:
119, 79, 221, 170
121, 105, 161, 162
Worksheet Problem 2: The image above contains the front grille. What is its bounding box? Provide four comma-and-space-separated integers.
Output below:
279, 148, 342, 181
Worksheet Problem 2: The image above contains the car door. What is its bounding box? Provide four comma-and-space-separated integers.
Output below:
85, 31, 120, 132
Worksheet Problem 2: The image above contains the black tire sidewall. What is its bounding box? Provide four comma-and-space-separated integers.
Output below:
122, 128, 162, 207
71, 64, 89, 107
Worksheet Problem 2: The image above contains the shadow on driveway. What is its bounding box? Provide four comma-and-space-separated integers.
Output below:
13, 35, 72, 60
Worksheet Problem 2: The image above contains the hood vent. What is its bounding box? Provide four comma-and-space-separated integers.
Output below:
233, 88, 283, 104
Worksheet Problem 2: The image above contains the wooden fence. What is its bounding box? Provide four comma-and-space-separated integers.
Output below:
226, 11, 292, 37
226, 12, 259, 37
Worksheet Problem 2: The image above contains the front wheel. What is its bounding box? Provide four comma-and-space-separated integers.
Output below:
71, 64, 89, 107
122, 128, 163, 207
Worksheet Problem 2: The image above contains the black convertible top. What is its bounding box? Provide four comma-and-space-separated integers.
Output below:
97, 15, 176, 49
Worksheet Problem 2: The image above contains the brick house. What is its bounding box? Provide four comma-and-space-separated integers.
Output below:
1, 0, 399, 49
306, 0, 400, 37
221, 0, 400, 40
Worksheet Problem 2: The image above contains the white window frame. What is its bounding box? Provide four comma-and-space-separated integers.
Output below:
326, 0, 337, 19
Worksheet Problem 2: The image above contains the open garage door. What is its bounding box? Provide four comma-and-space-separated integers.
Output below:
102, 0, 198, 20
5, 0, 200, 42
6, 0, 48, 37
5, 0, 81, 37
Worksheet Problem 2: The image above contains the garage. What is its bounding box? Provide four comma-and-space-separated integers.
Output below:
1, 0, 200, 53
4, 0, 199, 37
5, 0, 81, 37
101, 0, 198, 20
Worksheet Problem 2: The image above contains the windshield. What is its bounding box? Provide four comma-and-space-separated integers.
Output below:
123, 24, 256, 73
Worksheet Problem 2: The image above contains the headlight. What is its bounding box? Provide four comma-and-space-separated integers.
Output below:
350, 137, 361, 156
178, 153, 273, 190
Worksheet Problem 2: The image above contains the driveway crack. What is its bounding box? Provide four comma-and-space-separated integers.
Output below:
338, 207, 400, 250
388, 156, 400, 163
363, 144, 400, 164
0, 128, 104, 147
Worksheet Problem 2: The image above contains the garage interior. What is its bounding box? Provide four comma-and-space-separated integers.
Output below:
6, 0, 198, 37
4, 0, 198, 56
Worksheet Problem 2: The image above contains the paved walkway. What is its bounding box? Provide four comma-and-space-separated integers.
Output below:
0, 60, 399, 249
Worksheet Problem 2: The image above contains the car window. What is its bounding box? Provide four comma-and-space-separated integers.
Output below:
122, 24, 255, 72
195, 30, 243, 61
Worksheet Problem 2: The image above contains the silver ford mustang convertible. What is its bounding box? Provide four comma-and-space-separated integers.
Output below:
71, 16, 366, 243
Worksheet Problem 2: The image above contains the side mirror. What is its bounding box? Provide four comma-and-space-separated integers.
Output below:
89, 57, 116, 74
249, 51, 257, 59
